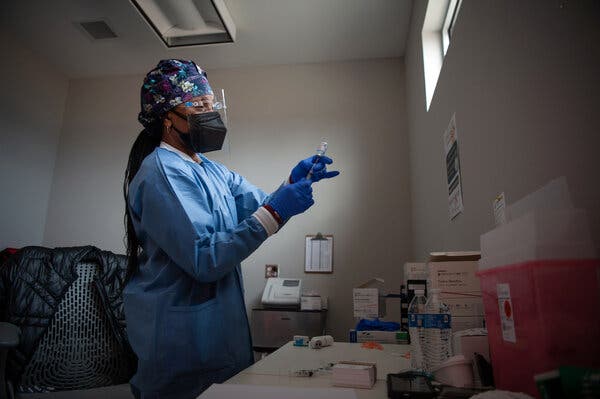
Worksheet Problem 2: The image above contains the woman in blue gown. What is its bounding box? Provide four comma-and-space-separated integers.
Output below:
122, 59, 338, 399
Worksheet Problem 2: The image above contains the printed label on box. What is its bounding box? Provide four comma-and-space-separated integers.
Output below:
442, 296, 484, 317
353, 288, 379, 318
497, 283, 516, 343
427, 261, 481, 293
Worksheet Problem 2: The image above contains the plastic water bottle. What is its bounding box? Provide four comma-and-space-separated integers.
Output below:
408, 289, 427, 370
423, 288, 452, 371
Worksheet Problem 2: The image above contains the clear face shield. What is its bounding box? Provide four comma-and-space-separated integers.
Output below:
181, 88, 227, 123
211, 88, 228, 126
177, 88, 230, 154
211, 88, 230, 154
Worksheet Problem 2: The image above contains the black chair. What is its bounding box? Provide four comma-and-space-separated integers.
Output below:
0, 246, 136, 399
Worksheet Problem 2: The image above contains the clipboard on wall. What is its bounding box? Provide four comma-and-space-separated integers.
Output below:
305, 233, 333, 273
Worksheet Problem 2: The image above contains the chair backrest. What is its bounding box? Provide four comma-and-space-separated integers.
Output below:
18, 262, 134, 393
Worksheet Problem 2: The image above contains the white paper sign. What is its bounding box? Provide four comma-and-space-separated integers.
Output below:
497, 283, 516, 343
444, 113, 464, 220
493, 192, 507, 226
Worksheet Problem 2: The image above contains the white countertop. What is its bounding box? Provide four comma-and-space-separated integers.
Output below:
214, 341, 412, 399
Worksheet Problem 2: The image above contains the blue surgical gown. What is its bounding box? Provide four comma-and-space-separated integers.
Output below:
123, 147, 269, 399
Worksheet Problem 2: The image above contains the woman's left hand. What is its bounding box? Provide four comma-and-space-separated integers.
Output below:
290, 155, 340, 183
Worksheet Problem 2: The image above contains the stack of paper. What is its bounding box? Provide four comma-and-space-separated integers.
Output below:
332, 361, 377, 389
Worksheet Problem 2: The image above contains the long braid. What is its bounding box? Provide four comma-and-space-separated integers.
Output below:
123, 121, 162, 282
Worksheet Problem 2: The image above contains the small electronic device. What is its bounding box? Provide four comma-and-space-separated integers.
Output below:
261, 278, 302, 308
387, 372, 437, 399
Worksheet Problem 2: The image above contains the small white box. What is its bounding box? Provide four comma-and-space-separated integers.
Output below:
332, 361, 376, 389
300, 296, 321, 310
353, 278, 387, 318
404, 262, 427, 284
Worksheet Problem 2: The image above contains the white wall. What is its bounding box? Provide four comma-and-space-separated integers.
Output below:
44, 59, 411, 341
0, 30, 68, 248
405, 0, 600, 259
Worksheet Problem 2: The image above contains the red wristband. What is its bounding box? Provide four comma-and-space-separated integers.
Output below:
263, 204, 283, 225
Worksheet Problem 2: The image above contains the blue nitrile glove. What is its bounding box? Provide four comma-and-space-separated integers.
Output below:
267, 179, 314, 220
290, 155, 340, 183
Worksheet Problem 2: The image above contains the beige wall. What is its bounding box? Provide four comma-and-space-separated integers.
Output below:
0, 30, 68, 248
405, 0, 600, 259
43, 59, 411, 341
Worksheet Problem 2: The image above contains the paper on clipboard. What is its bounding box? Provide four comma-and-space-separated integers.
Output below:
305, 234, 333, 273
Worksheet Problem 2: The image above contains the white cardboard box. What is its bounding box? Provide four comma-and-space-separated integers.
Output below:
332, 361, 376, 389
442, 295, 484, 317
300, 296, 321, 310
427, 256, 481, 293
353, 278, 387, 318
427, 252, 484, 324
403, 262, 427, 285
451, 316, 485, 332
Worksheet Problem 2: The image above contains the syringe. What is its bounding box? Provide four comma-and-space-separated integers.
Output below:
306, 141, 328, 180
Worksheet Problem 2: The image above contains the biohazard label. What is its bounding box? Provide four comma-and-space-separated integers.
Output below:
497, 283, 516, 343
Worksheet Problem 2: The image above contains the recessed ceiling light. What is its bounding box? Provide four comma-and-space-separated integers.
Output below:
130, 0, 236, 48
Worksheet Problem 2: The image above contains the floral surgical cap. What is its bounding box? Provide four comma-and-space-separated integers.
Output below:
138, 59, 213, 127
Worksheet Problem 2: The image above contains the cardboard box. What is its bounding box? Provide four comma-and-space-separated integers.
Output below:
353, 278, 387, 318
451, 316, 485, 332
300, 296, 321, 310
427, 252, 484, 324
427, 253, 482, 293
332, 361, 377, 389
442, 295, 484, 317
403, 262, 427, 284
349, 330, 409, 344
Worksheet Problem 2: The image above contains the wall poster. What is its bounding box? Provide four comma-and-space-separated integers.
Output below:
444, 113, 464, 220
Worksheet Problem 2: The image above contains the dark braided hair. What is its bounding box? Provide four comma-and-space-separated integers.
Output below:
123, 121, 163, 282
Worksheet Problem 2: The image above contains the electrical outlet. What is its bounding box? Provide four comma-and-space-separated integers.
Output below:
265, 264, 279, 278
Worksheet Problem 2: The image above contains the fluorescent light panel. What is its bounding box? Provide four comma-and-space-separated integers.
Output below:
130, 0, 236, 47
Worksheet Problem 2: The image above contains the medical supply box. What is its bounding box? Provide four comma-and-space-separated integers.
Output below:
427, 252, 485, 332
300, 295, 321, 311
332, 361, 376, 389
403, 262, 427, 285
348, 329, 409, 345
353, 278, 387, 318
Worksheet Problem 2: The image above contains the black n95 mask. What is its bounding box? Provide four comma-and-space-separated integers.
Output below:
173, 111, 227, 153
